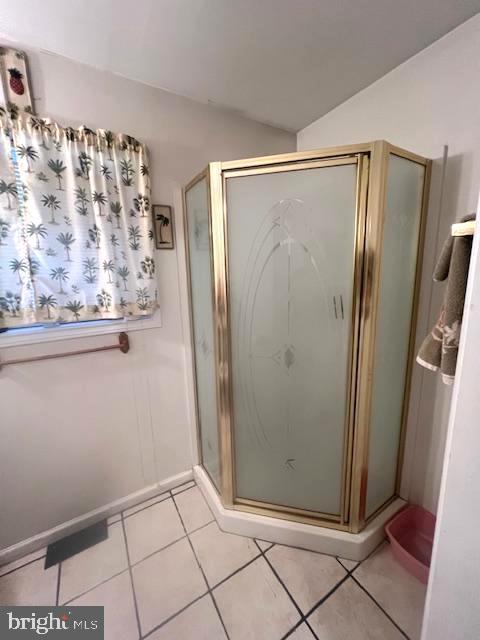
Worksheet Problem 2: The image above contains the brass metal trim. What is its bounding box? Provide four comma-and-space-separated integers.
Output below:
341, 153, 369, 526
364, 493, 399, 526
386, 144, 429, 167
209, 162, 236, 505
236, 497, 341, 522
349, 141, 390, 532
183, 168, 209, 193
220, 142, 374, 171
208, 167, 229, 496
223, 156, 357, 179
233, 503, 350, 531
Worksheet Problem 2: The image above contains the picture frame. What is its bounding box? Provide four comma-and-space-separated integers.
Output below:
0, 47, 34, 115
152, 204, 174, 250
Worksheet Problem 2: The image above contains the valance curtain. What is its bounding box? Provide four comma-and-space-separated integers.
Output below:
0, 112, 157, 328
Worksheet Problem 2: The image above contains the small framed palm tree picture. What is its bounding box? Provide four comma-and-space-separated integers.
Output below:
152, 204, 174, 249
0, 47, 34, 114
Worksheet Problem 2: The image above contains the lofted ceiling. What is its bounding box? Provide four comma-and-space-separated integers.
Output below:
0, 0, 479, 132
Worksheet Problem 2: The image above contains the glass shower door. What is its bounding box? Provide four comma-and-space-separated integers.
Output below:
225, 159, 360, 517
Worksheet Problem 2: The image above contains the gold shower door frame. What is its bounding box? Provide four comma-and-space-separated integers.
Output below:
184, 141, 431, 533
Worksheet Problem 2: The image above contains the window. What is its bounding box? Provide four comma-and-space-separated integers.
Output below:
0, 113, 158, 335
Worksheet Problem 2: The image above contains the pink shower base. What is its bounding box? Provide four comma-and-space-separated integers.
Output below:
385, 505, 436, 584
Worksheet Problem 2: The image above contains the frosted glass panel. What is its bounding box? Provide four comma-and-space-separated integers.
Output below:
366, 155, 425, 517
226, 164, 358, 514
185, 178, 220, 488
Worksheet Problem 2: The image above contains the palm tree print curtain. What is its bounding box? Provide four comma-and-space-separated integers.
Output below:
0, 112, 157, 328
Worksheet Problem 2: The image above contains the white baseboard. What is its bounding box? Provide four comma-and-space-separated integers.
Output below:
0, 469, 193, 566
194, 465, 404, 561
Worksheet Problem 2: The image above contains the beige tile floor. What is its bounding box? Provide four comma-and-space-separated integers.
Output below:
0, 482, 426, 639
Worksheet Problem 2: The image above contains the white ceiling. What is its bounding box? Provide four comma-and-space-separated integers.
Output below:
0, 0, 479, 132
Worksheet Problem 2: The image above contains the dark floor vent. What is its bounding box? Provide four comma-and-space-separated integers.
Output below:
45, 520, 108, 568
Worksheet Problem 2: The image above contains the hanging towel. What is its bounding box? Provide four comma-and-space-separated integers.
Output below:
416, 213, 475, 384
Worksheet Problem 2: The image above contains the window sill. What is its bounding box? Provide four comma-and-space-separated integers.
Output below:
0, 311, 163, 348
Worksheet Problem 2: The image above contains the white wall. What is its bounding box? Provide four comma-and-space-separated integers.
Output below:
297, 14, 480, 514
0, 43, 294, 550
422, 202, 480, 640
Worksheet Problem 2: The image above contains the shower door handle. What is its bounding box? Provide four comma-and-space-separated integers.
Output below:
333, 295, 344, 320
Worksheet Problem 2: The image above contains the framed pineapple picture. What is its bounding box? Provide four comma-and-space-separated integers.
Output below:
152, 204, 174, 250
0, 47, 34, 114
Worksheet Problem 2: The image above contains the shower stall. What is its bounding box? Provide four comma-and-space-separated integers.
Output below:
184, 141, 430, 537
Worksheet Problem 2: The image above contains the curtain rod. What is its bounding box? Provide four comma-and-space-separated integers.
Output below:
0, 332, 129, 370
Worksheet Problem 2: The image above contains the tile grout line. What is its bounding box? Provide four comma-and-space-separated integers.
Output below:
333, 538, 413, 637
108, 490, 170, 522
0, 488, 189, 581
122, 481, 197, 521
208, 552, 262, 591
120, 489, 372, 640
0, 554, 47, 579
130, 534, 187, 569
105, 479, 196, 524
253, 539, 320, 640
351, 538, 387, 574
59, 495, 216, 610
276, 540, 356, 562
251, 535, 365, 565
185, 484, 218, 524
60, 567, 131, 606
127, 518, 216, 570
170, 490, 231, 640
207, 583, 230, 640
0, 481, 409, 640
255, 542, 364, 638
123, 493, 172, 520
280, 618, 308, 640
335, 556, 358, 574
60, 567, 128, 607
253, 540, 301, 618
188, 518, 216, 536
141, 592, 208, 640
55, 524, 398, 637
273, 541, 409, 640
55, 562, 61, 606
121, 512, 143, 640
0, 481, 194, 581
344, 539, 411, 638
171, 482, 196, 497
0, 481, 240, 579
303, 573, 351, 620
350, 574, 410, 640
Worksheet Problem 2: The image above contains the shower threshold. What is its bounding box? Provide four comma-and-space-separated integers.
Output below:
194, 466, 406, 562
